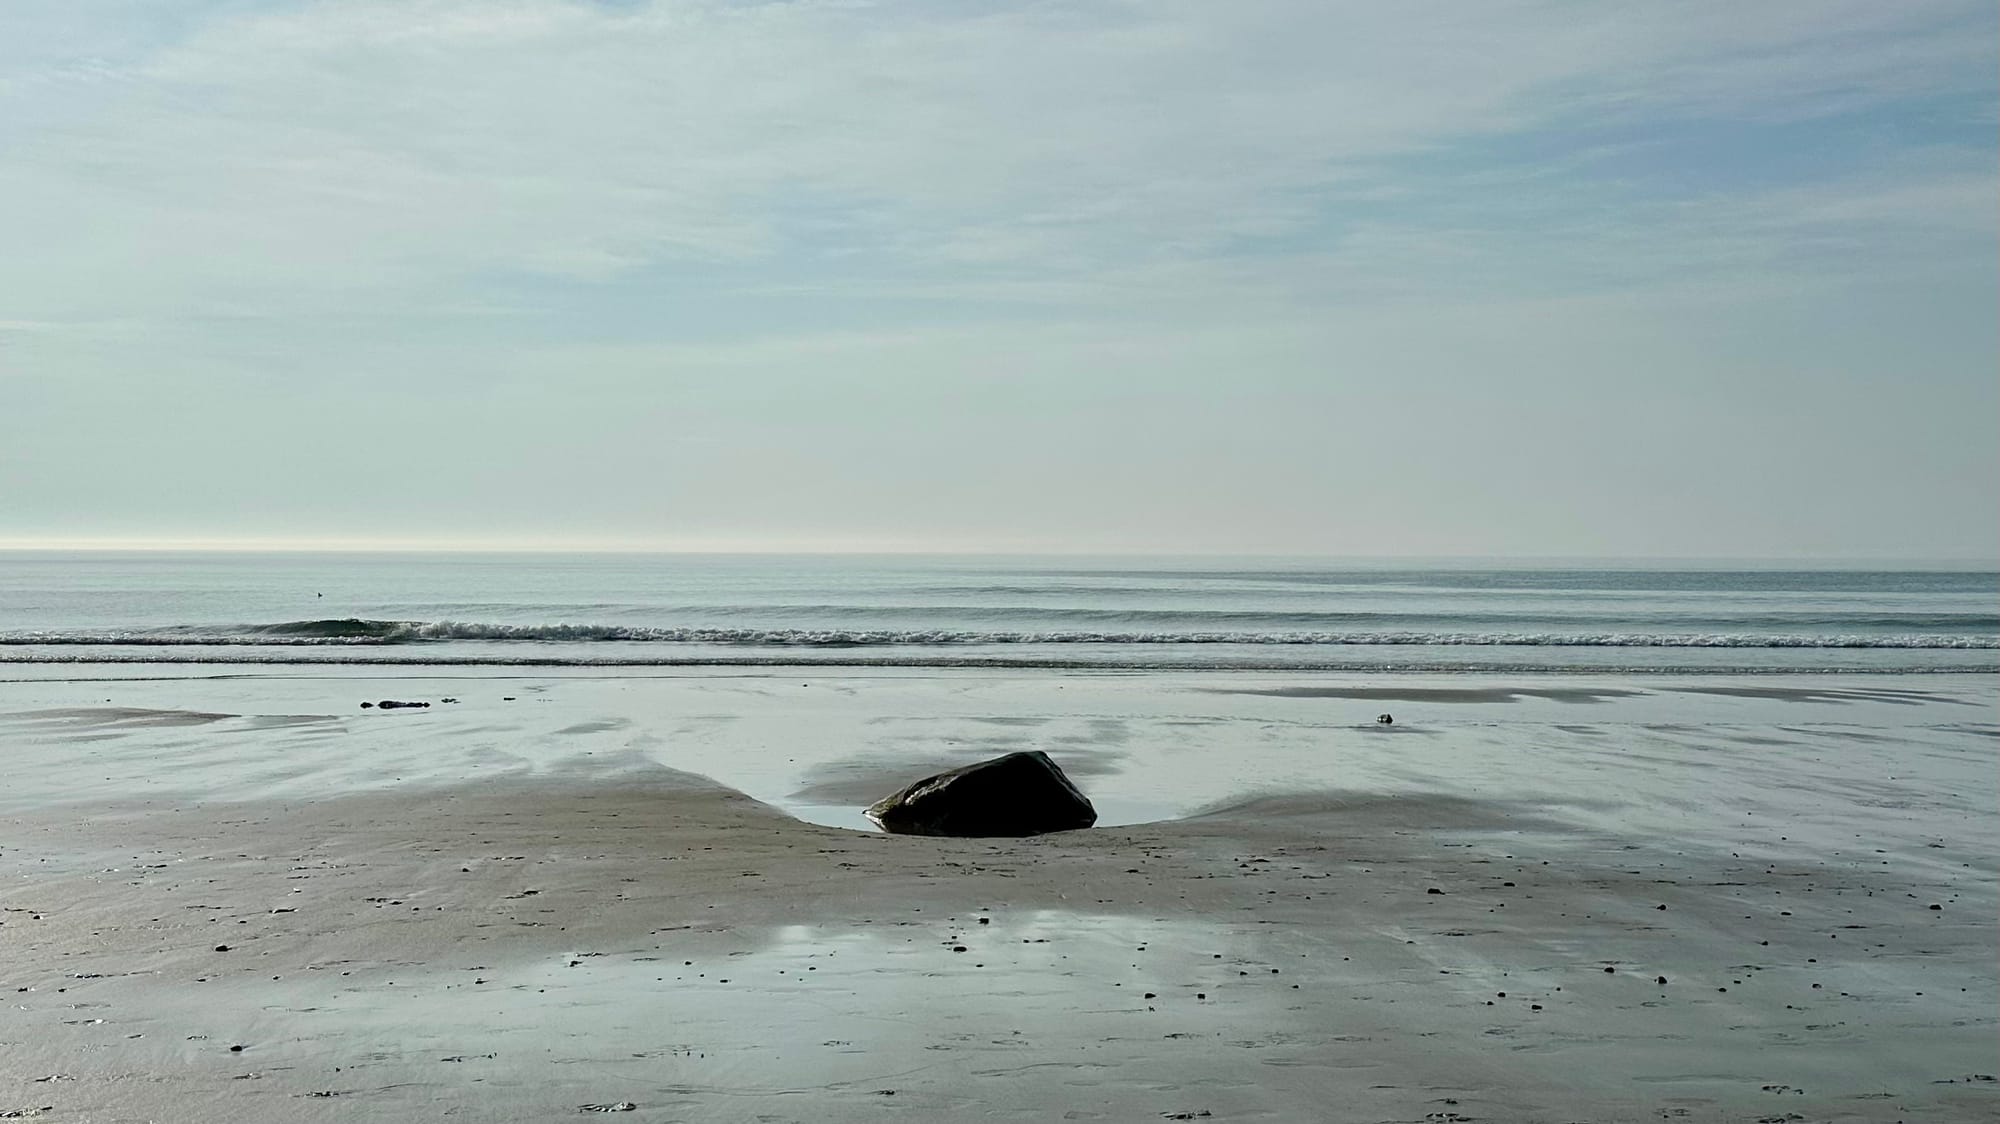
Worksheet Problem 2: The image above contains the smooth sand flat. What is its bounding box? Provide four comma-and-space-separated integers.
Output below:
1, 670, 1994, 1122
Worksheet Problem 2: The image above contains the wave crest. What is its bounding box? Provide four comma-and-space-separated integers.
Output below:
251, 618, 405, 639
1, 619, 1995, 650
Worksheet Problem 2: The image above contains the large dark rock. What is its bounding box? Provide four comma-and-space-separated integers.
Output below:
864, 751, 1097, 837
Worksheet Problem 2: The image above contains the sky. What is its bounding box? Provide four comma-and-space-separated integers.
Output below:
1, 0, 1995, 559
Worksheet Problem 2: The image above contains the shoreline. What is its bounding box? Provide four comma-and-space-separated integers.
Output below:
5, 661, 1998, 684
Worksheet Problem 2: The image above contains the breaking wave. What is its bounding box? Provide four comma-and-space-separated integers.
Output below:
1, 618, 1995, 649
252, 618, 406, 638
4, 653, 1995, 674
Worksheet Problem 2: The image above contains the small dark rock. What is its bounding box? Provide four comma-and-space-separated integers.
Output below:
1376, 713, 1394, 724
359, 702, 374, 709
865, 751, 1096, 837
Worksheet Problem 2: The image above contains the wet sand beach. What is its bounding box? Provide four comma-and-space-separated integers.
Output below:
1, 669, 1995, 1122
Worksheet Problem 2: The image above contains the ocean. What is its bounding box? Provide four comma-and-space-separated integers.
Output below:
1, 552, 1993, 674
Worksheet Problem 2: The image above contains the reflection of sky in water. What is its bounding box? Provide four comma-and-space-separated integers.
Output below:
488, 911, 1294, 1069
162, 910, 1307, 1107
5, 670, 1992, 862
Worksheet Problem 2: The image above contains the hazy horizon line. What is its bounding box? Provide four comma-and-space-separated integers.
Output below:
0, 538, 1992, 569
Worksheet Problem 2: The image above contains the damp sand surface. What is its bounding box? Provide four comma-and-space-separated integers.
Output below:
1, 669, 1995, 1122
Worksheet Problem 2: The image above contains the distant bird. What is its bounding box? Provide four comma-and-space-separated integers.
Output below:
1376, 713, 1394, 725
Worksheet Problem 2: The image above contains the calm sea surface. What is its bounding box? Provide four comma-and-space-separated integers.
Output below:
0, 553, 1993, 673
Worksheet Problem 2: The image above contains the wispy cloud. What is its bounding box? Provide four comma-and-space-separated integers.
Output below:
4, 0, 1992, 320
1, 1, 1994, 555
